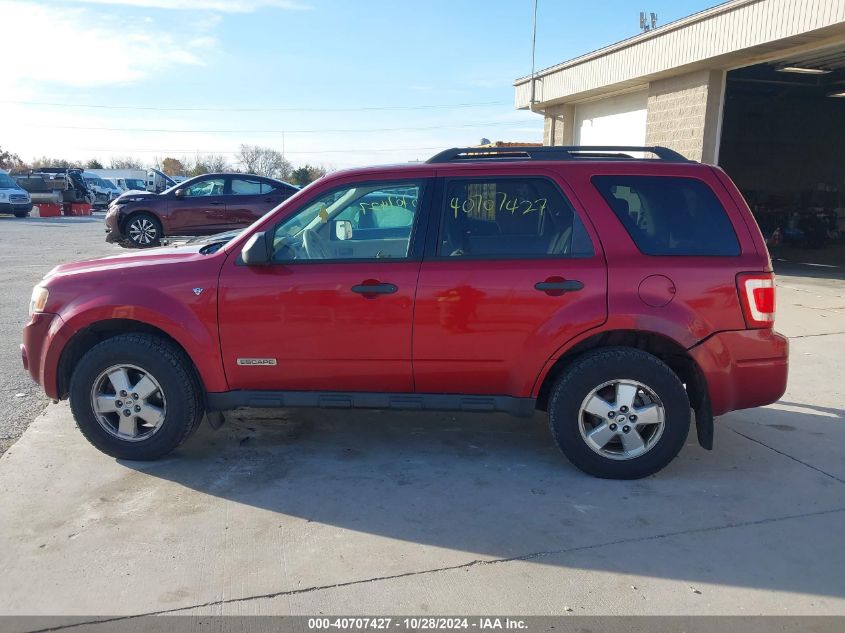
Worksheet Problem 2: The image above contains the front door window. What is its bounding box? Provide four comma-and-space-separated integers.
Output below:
271, 182, 424, 261
183, 178, 225, 197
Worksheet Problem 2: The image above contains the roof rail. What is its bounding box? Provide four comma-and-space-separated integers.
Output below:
427, 145, 689, 164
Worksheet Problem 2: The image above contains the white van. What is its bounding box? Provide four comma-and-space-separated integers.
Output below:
106, 177, 147, 193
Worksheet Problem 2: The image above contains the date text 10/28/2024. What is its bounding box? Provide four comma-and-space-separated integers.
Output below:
308, 617, 528, 630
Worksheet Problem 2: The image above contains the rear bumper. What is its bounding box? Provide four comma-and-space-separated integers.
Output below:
690, 329, 789, 416
21, 312, 69, 400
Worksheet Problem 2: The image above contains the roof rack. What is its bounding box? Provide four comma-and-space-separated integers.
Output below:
427, 145, 689, 164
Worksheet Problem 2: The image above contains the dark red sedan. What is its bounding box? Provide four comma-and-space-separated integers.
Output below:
104, 173, 298, 247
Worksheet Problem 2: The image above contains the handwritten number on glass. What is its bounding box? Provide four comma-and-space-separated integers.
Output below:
450, 194, 547, 219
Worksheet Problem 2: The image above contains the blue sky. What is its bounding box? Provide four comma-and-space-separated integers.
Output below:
1, 0, 719, 168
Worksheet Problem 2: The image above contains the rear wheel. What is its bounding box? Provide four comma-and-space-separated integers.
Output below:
69, 334, 203, 460
548, 347, 690, 479
125, 212, 162, 248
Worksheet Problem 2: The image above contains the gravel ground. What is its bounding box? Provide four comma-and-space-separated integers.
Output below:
0, 214, 120, 454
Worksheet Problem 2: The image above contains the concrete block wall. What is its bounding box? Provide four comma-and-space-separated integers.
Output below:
543, 104, 575, 146
645, 69, 725, 163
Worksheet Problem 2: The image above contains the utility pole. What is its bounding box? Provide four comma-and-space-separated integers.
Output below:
530, 0, 538, 112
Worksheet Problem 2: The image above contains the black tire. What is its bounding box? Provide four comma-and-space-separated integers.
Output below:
13, 210, 29, 218
548, 347, 690, 479
69, 334, 203, 460
125, 212, 162, 248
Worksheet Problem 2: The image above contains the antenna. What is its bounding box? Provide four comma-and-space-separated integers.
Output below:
639, 11, 658, 32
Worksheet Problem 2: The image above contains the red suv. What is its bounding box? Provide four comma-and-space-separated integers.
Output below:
22, 146, 788, 479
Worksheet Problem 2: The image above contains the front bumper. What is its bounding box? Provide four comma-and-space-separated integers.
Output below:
690, 328, 789, 416
104, 208, 123, 242
0, 201, 33, 213
21, 312, 69, 400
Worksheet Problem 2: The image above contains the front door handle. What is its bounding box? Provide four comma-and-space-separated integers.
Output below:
534, 278, 584, 295
210, 201, 225, 206
351, 282, 398, 295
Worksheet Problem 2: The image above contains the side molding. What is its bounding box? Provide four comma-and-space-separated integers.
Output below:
207, 391, 536, 418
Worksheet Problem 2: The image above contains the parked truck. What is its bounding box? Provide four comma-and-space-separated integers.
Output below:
12, 167, 93, 208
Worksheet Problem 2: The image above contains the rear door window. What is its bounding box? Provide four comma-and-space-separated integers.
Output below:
437, 177, 593, 258
592, 175, 740, 256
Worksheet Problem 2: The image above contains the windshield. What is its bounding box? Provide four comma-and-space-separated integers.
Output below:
84, 175, 108, 187
0, 173, 18, 188
125, 179, 145, 190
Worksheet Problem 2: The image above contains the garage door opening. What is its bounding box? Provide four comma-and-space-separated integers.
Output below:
719, 47, 845, 270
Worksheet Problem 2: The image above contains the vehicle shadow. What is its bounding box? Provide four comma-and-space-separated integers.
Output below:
774, 258, 845, 281
776, 401, 844, 419
121, 404, 845, 599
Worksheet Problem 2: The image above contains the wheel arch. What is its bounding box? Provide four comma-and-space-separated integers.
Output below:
534, 329, 712, 448
57, 319, 206, 401
121, 209, 164, 237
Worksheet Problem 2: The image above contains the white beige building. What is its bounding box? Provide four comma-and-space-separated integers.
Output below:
514, 0, 845, 257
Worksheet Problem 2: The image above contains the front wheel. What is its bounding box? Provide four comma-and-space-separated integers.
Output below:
13, 210, 29, 218
125, 212, 162, 248
69, 334, 203, 460
548, 347, 690, 479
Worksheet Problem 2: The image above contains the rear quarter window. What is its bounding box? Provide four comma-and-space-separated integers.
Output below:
592, 175, 740, 256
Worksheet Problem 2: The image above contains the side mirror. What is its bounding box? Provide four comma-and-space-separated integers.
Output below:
334, 219, 352, 241
174, 188, 185, 198
241, 231, 271, 265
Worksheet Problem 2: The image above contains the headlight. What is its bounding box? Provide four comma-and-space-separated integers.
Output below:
0, 192, 7, 200
29, 286, 49, 316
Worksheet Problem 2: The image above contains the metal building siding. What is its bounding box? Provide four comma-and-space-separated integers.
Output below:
515, 0, 845, 107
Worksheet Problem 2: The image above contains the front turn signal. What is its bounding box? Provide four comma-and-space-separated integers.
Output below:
29, 286, 49, 316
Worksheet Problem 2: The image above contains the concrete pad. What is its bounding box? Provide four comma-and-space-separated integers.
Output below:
2, 271, 843, 620
720, 333, 845, 482
185, 508, 845, 616
774, 276, 845, 339
1, 391, 844, 617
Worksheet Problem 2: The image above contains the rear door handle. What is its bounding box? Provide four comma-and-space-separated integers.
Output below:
210, 201, 225, 206
351, 282, 398, 295
534, 279, 584, 294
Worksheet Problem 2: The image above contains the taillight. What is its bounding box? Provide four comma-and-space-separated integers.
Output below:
737, 272, 775, 328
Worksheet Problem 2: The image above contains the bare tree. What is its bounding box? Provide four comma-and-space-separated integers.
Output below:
207, 154, 231, 172
187, 153, 232, 176
0, 146, 24, 170
30, 156, 77, 169
237, 144, 291, 179
109, 156, 144, 169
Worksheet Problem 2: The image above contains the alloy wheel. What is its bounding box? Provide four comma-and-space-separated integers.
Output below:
90, 364, 167, 441
128, 218, 158, 245
578, 379, 666, 460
